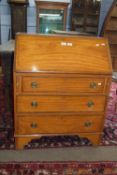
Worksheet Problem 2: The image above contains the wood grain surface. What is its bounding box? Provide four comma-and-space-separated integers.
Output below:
14, 34, 112, 149
15, 34, 112, 74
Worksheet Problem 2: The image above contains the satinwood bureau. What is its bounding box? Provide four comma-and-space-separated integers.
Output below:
14, 34, 112, 149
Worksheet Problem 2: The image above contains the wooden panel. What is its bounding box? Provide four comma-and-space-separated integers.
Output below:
22, 76, 106, 94
105, 31, 117, 44
112, 55, 117, 70
101, 0, 117, 71
110, 44, 117, 55
15, 34, 112, 74
10, 4, 27, 39
111, 4, 117, 17
16, 95, 106, 113
106, 18, 117, 31
15, 115, 103, 134
15, 132, 102, 149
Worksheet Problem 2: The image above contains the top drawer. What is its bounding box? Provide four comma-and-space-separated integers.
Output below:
17, 76, 108, 94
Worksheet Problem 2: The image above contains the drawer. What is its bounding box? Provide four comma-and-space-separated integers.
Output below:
21, 76, 106, 94
15, 115, 103, 134
16, 95, 106, 113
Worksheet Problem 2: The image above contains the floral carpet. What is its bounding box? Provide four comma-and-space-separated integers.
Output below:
0, 161, 117, 175
0, 70, 117, 149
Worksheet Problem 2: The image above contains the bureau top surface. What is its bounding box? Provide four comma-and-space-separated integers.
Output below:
14, 34, 112, 74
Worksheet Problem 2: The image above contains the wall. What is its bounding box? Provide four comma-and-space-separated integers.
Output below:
0, 0, 115, 44
0, 0, 11, 44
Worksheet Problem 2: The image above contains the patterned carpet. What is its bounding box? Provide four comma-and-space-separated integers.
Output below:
102, 81, 117, 145
0, 161, 117, 175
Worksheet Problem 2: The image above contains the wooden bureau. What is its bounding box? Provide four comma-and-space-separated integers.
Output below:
14, 34, 112, 149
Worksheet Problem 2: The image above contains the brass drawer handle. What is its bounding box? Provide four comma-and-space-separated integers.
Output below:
84, 121, 92, 127
90, 82, 97, 89
30, 123, 38, 128
87, 101, 94, 107
31, 101, 38, 107
31, 82, 38, 88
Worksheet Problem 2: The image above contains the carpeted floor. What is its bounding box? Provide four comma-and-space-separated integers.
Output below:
0, 161, 117, 175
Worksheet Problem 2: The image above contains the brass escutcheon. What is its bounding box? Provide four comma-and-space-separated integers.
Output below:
90, 82, 97, 89
30, 123, 38, 128
84, 121, 92, 127
87, 101, 94, 107
31, 82, 38, 88
31, 101, 38, 107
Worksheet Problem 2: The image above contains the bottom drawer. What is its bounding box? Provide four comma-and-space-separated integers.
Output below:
15, 115, 104, 134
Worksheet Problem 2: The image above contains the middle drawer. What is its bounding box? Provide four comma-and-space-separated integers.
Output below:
16, 95, 106, 113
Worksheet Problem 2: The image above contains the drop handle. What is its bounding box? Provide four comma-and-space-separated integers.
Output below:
87, 101, 94, 107
30, 123, 38, 128
84, 121, 92, 127
31, 101, 38, 107
90, 82, 97, 89
31, 82, 38, 88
